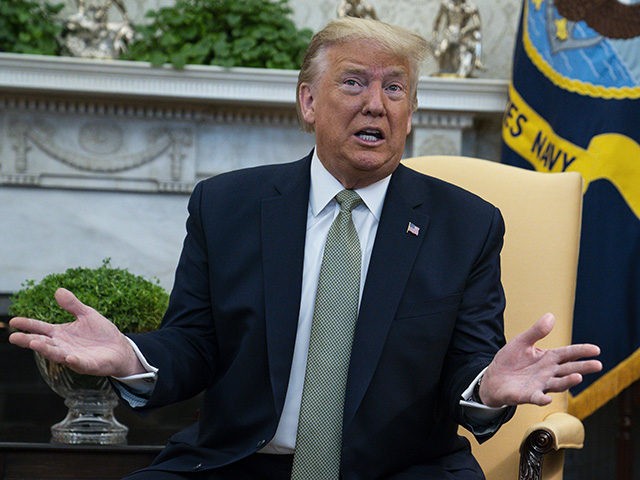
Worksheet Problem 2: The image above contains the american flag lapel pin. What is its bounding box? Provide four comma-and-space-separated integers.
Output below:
406, 222, 420, 236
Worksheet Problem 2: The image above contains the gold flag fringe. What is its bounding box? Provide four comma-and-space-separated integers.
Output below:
569, 348, 640, 420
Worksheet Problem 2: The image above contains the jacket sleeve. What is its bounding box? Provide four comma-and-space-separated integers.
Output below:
440, 206, 515, 441
128, 180, 218, 408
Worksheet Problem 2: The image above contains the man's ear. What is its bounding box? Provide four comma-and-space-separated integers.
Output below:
298, 83, 316, 126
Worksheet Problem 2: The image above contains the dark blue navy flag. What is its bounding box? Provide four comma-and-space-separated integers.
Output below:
501, 0, 640, 419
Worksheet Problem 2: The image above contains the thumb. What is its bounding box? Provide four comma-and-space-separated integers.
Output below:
54, 288, 90, 318
515, 312, 555, 347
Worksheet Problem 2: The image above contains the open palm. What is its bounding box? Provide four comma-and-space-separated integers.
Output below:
9, 288, 142, 378
479, 313, 602, 407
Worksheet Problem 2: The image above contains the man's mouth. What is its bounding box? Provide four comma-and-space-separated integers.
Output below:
355, 128, 384, 142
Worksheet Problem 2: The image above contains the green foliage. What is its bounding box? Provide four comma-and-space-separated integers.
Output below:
9, 259, 168, 333
122, 0, 312, 69
0, 0, 64, 55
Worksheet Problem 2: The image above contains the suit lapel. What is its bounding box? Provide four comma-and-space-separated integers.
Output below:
343, 164, 431, 427
261, 156, 311, 415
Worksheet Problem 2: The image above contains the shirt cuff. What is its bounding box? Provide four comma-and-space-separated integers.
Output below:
459, 368, 508, 434
110, 337, 158, 407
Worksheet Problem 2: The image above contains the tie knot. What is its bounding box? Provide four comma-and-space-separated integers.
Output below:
335, 189, 362, 213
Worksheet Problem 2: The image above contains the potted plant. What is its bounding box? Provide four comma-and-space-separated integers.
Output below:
0, 0, 65, 55
2, 0, 312, 69
122, 0, 312, 69
8, 258, 168, 445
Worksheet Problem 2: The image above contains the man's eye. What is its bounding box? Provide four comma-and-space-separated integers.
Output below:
344, 79, 361, 87
386, 84, 403, 92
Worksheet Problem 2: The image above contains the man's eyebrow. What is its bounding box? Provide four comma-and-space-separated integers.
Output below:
340, 66, 409, 79
341, 66, 367, 76
385, 68, 410, 79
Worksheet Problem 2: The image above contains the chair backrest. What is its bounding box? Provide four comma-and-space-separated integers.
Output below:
402, 156, 584, 480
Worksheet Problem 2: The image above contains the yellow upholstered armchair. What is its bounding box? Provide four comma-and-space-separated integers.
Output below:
402, 156, 585, 480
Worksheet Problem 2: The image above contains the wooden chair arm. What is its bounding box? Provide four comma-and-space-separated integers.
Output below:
519, 412, 584, 480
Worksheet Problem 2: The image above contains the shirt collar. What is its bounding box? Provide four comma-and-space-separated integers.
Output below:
309, 148, 391, 221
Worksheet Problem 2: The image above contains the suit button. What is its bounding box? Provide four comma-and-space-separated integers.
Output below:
193, 463, 203, 470
256, 439, 267, 448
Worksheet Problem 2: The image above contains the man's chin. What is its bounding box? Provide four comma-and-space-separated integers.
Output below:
351, 151, 400, 172
345, 154, 400, 185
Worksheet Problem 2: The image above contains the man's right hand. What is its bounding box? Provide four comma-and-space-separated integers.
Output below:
9, 287, 145, 378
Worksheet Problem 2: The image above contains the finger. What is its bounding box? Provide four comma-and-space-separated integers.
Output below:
515, 313, 555, 347
543, 373, 584, 393
553, 359, 603, 378
55, 288, 90, 318
529, 389, 553, 406
9, 332, 68, 363
36, 342, 79, 367
64, 354, 96, 375
20, 338, 96, 376
8, 331, 36, 349
9, 316, 55, 336
549, 343, 601, 363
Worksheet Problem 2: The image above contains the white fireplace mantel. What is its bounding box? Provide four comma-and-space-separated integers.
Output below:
0, 52, 508, 112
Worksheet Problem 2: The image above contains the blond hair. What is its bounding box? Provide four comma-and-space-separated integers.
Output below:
296, 17, 428, 132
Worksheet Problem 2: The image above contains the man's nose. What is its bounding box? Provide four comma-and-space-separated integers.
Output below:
361, 83, 386, 116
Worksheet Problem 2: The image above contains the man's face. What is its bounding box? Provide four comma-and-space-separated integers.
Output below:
298, 39, 414, 189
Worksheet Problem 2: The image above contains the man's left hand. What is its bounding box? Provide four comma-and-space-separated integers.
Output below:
479, 313, 602, 407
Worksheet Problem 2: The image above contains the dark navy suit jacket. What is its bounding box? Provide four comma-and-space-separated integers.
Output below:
128, 152, 511, 479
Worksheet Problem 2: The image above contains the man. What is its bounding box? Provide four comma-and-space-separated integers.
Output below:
9, 17, 601, 479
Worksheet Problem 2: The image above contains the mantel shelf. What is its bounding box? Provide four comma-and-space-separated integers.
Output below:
0, 52, 508, 113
